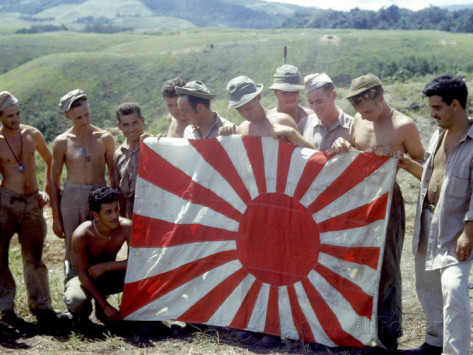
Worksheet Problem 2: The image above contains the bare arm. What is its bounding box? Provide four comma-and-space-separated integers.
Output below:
104, 133, 116, 188
50, 138, 66, 239
399, 121, 425, 179
72, 230, 121, 322
34, 129, 52, 206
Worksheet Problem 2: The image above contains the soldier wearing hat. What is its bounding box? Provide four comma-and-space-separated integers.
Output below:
0, 91, 58, 326
298, 73, 354, 151
268, 64, 313, 124
225, 75, 315, 148
50, 89, 115, 288
176, 80, 234, 139
330, 74, 425, 350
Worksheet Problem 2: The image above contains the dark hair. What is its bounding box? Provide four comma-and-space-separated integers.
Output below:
88, 187, 119, 213
422, 74, 468, 109
161, 78, 187, 98
348, 85, 384, 107
116, 102, 141, 122
184, 94, 210, 111
319, 82, 335, 94
69, 97, 88, 110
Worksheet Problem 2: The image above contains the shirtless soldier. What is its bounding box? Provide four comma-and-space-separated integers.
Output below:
225, 75, 315, 149
161, 78, 189, 138
330, 73, 425, 350
63, 187, 131, 328
268, 64, 313, 124
50, 89, 115, 285
0, 91, 57, 325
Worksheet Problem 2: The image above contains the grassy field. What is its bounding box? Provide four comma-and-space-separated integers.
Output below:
0, 27, 472, 142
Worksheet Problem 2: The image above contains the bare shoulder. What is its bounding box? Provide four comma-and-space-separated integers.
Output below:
392, 110, 419, 131
72, 220, 93, 242
267, 111, 293, 125
52, 128, 72, 149
91, 125, 112, 138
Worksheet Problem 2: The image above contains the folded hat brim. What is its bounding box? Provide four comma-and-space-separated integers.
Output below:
269, 83, 304, 91
228, 84, 264, 109
175, 87, 217, 100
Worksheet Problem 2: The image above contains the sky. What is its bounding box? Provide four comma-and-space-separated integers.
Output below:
263, 0, 473, 11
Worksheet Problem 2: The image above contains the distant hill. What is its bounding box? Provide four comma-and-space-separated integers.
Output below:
1, 28, 472, 142
0, 0, 312, 32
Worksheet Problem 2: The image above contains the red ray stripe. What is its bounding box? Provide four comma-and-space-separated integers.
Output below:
139, 141, 242, 222
189, 139, 252, 204
307, 154, 389, 214
229, 280, 263, 330
264, 286, 281, 336
314, 264, 373, 318
302, 279, 363, 347
320, 245, 380, 270
317, 193, 388, 233
293, 152, 330, 200
177, 268, 248, 324
242, 136, 266, 194
301, 279, 364, 347
276, 142, 297, 193
131, 215, 237, 248
287, 285, 316, 343
120, 250, 237, 318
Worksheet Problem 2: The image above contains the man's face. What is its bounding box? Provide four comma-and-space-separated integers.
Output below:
164, 96, 184, 121
307, 88, 336, 120
177, 95, 200, 125
354, 98, 382, 122
0, 104, 21, 131
96, 200, 120, 230
274, 90, 299, 112
428, 95, 455, 130
65, 101, 90, 129
117, 112, 144, 143
236, 97, 259, 122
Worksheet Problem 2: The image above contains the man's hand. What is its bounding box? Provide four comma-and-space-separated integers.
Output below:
218, 124, 237, 136
368, 145, 399, 158
88, 263, 109, 278
455, 231, 473, 262
103, 303, 121, 322
37, 191, 50, 208
52, 218, 65, 239
327, 137, 352, 155
272, 124, 293, 142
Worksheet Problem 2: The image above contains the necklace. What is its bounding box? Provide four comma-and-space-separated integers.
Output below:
3, 132, 23, 173
93, 219, 111, 239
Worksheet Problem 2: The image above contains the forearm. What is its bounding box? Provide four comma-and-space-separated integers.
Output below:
289, 129, 316, 149
78, 273, 110, 310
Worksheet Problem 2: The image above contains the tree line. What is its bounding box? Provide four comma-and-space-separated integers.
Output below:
281, 5, 473, 33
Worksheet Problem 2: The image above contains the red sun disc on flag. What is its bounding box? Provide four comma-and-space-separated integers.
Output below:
237, 192, 319, 286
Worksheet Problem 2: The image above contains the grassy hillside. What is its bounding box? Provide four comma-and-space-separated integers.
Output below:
0, 28, 471, 141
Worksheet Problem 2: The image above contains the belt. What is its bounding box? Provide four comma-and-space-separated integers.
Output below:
64, 181, 105, 190
423, 200, 436, 213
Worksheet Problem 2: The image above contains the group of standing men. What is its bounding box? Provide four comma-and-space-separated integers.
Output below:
0, 65, 472, 354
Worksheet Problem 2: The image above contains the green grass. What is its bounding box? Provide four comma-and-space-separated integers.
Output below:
0, 27, 471, 143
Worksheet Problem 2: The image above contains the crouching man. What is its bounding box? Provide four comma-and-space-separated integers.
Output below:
63, 187, 131, 328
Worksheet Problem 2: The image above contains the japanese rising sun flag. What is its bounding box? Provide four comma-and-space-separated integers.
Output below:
120, 135, 397, 347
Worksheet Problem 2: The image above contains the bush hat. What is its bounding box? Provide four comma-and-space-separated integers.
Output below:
345, 73, 383, 99
268, 64, 304, 92
175, 80, 217, 100
0, 91, 19, 112
59, 89, 87, 112
304, 73, 333, 94
227, 76, 264, 109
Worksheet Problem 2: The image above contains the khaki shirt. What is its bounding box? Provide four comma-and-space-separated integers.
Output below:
298, 107, 353, 152
413, 121, 473, 270
113, 141, 139, 199
183, 112, 233, 139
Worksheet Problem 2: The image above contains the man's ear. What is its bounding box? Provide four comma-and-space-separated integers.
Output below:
91, 211, 100, 221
